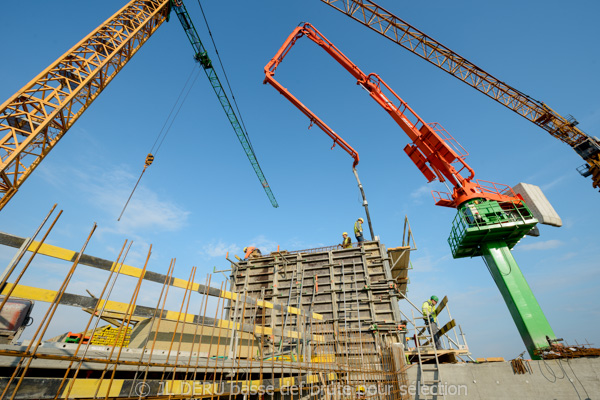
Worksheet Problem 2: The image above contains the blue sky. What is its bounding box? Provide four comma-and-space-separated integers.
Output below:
0, 0, 599, 359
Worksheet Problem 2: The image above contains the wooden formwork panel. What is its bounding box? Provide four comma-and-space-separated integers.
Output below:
230, 241, 403, 346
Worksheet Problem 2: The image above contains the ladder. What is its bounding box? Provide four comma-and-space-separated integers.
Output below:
412, 309, 445, 399
278, 265, 304, 355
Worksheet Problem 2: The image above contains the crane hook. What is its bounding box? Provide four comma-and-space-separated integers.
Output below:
144, 153, 154, 169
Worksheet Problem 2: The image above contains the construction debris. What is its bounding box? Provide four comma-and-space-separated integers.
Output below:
536, 344, 600, 359
511, 358, 532, 374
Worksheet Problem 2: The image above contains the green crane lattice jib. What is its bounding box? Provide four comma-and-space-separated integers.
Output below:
171, 0, 278, 207
482, 242, 556, 359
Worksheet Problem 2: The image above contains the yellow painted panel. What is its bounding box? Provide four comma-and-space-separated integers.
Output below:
29, 241, 75, 262
116, 263, 145, 278
164, 310, 195, 323
64, 378, 123, 398
2, 283, 57, 302
221, 291, 236, 301
279, 376, 296, 388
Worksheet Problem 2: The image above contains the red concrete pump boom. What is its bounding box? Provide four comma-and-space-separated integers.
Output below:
264, 25, 360, 168
264, 23, 522, 209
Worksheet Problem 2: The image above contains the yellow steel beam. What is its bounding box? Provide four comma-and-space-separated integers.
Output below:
0, 231, 322, 320
1, 283, 324, 342
0, 0, 171, 210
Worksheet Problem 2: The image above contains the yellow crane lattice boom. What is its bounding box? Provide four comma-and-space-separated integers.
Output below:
320, 0, 600, 189
0, 0, 171, 210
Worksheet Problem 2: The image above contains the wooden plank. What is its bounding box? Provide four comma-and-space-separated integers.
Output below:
437, 319, 456, 337
434, 295, 448, 316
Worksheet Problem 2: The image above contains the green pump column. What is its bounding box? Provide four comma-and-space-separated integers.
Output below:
482, 241, 555, 359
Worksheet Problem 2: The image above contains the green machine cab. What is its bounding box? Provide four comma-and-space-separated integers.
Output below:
448, 198, 556, 359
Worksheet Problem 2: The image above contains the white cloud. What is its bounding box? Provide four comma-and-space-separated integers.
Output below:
286, 238, 326, 251
515, 239, 563, 251
86, 169, 189, 233
410, 253, 451, 273
248, 235, 282, 254
200, 240, 239, 258
410, 185, 430, 199
45, 163, 190, 235
37, 161, 190, 235
540, 175, 569, 191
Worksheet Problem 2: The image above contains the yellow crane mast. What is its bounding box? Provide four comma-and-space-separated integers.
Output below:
0, 0, 278, 212
0, 0, 171, 210
320, 0, 600, 190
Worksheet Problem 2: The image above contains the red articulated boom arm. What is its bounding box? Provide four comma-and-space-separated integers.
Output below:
264, 25, 359, 168
264, 23, 521, 209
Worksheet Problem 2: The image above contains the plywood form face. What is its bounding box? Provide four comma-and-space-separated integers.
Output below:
230, 241, 403, 340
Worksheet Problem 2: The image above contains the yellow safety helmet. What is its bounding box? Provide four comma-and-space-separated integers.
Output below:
357, 385, 366, 393
343, 232, 348, 235
358, 218, 364, 222
243, 247, 248, 252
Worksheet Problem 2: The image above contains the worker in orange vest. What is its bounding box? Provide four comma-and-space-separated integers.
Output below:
243, 246, 262, 260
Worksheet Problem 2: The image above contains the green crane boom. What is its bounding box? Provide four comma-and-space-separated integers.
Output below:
171, 1, 278, 207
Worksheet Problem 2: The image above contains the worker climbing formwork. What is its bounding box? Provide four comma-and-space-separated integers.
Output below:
243, 246, 262, 260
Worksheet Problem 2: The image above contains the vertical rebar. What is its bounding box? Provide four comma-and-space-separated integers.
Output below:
5, 222, 97, 400
0, 204, 58, 295
59, 239, 131, 400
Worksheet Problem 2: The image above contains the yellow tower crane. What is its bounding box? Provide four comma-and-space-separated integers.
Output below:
0, 0, 277, 211
320, 0, 600, 191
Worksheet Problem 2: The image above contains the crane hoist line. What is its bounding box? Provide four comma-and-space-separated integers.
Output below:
319, 0, 600, 191
0, 0, 278, 211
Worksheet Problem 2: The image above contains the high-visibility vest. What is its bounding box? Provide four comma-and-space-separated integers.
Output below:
244, 246, 257, 259
342, 236, 352, 248
354, 220, 362, 235
422, 300, 437, 323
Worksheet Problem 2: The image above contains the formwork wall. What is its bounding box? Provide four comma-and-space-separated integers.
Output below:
231, 241, 405, 342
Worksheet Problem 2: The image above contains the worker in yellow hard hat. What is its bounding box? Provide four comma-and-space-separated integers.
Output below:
243, 246, 262, 260
356, 385, 366, 398
354, 218, 365, 246
341, 232, 352, 249
422, 295, 442, 350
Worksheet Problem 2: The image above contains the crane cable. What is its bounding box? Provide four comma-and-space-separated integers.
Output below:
196, 0, 255, 152
117, 66, 201, 221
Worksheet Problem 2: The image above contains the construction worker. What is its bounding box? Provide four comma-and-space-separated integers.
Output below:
243, 246, 262, 260
354, 217, 364, 246
356, 385, 366, 398
341, 232, 352, 249
422, 295, 442, 350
